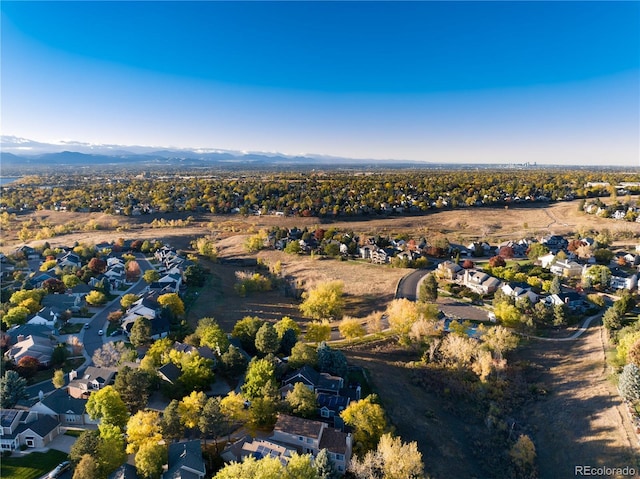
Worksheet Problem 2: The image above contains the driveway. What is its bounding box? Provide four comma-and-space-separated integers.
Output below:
48, 432, 77, 454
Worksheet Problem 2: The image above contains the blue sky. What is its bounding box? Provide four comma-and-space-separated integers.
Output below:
1, 1, 638, 165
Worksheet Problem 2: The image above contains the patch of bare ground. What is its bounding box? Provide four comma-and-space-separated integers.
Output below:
344, 339, 486, 479
187, 234, 409, 331
516, 322, 640, 479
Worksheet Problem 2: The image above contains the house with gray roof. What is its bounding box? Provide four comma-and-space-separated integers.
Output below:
0, 408, 61, 451
162, 440, 206, 479
30, 388, 96, 426
5, 334, 55, 366
68, 367, 118, 399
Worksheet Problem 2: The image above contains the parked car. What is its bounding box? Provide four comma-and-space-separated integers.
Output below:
98, 329, 104, 336
84, 323, 90, 329
49, 461, 70, 478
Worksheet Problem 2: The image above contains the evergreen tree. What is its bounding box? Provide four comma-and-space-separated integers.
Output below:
619, 363, 640, 403
0, 370, 28, 408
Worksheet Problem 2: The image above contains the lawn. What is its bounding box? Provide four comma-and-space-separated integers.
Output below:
59, 323, 83, 334
28, 358, 85, 385
0, 449, 68, 479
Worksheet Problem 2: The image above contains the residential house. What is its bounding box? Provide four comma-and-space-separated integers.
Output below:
501, 283, 539, 304
609, 268, 638, 291
14, 246, 40, 260
4, 324, 53, 345
541, 234, 568, 253
358, 245, 373, 260
550, 260, 583, 279
67, 367, 118, 399
27, 307, 60, 327
27, 272, 56, 289
0, 409, 60, 451
5, 334, 55, 366
163, 440, 206, 479
317, 393, 350, 419
108, 464, 139, 479
270, 414, 352, 474
280, 366, 344, 398
30, 388, 95, 426
538, 252, 556, 269
370, 248, 392, 265
222, 436, 296, 465
41, 293, 82, 313
158, 362, 182, 385
121, 294, 170, 340
546, 292, 584, 312
460, 270, 501, 295
57, 252, 82, 269
436, 261, 463, 280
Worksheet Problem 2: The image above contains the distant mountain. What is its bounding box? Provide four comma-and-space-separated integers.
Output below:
1, 135, 436, 173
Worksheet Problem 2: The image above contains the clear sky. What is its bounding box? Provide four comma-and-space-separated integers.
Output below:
1, 1, 639, 165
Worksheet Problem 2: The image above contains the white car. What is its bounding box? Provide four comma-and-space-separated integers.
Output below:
49, 461, 70, 478
98, 329, 104, 336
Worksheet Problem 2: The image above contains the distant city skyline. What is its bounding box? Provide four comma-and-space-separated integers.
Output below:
1, 1, 638, 166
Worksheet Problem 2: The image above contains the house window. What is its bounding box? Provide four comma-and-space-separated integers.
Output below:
306, 438, 312, 444
298, 436, 303, 441
336, 454, 343, 461
25, 437, 35, 447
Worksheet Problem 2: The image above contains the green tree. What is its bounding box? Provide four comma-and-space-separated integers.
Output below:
317, 343, 348, 377
619, 363, 640, 403
418, 274, 438, 302
85, 290, 107, 306
231, 316, 264, 354
113, 366, 152, 413
195, 317, 230, 353
158, 293, 185, 317
73, 454, 99, 479
255, 322, 280, 355
2, 306, 30, 327
86, 386, 129, 429
288, 341, 318, 369
287, 382, 318, 418
526, 242, 549, 260
135, 441, 167, 479
220, 391, 249, 430
242, 357, 277, 400
340, 394, 388, 454
143, 269, 160, 284
178, 352, 215, 392
178, 391, 207, 429
549, 275, 561, 295
274, 316, 302, 339
130, 317, 152, 347
315, 448, 340, 479
140, 337, 173, 370
300, 280, 345, 320
161, 400, 185, 442
339, 317, 366, 342
126, 410, 164, 454
219, 345, 248, 378
248, 394, 278, 429
509, 434, 537, 476
199, 396, 226, 451
0, 370, 28, 408
69, 430, 100, 465
120, 293, 139, 309
52, 369, 66, 389
284, 240, 302, 254
305, 321, 332, 343
97, 424, 127, 477
603, 307, 622, 330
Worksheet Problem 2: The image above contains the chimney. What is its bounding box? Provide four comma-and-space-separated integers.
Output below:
17, 335, 25, 342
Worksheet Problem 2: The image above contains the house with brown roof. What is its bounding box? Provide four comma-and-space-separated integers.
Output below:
270, 414, 352, 474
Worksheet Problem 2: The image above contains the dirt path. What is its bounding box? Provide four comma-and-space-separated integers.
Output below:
518, 322, 640, 479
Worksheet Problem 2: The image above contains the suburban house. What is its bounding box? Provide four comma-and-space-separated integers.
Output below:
358, 245, 373, 260
121, 293, 171, 340
0, 409, 61, 451
609, 268, 638, 291
538, 252, 556, 269
370, 248, 391, 264
27, 307, 60, 327
270, 414, 352, 474
42, 293, 83, 313
158, 362, 182, 385
221, 436, 296, 465
546, 292, 585, 311
57, 252, 82, 269
501, 283, 539, 304
436, 261, 463, 280
163, 440, 206, 479
108, 464, 138, 479
4, 334, 55, 366
540, 234, 568, 253
460, 269, 501, 295
317, 393, 351, 419
280, 366, 344, 397
30, 388, 96, 426
550, 260, 584, 278
67, 367, 118, 399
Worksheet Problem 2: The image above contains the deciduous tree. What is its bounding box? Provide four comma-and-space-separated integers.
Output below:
340, 394, 387, 454
286, 382, 318, 418
86, 386, 128, 429
135, 441, 167, 479
300, 280, 344, 320
126, 410, 163, 454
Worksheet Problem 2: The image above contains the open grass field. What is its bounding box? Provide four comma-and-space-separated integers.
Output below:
0, 449, 68, 479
